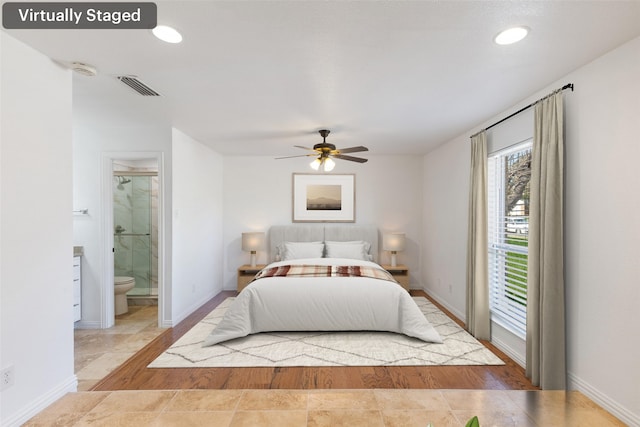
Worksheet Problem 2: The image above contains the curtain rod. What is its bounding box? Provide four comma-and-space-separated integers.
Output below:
471, 83, 574, 139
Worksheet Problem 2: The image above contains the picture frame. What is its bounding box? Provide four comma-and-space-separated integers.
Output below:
292, 173, 355, 223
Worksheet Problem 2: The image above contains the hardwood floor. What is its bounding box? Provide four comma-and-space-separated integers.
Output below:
92, 290, 538, 391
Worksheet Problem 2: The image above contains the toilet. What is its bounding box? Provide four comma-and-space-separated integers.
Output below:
114, 276, 135, 315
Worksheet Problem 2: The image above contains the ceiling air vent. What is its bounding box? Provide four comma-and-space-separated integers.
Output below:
116, 75, 161, 96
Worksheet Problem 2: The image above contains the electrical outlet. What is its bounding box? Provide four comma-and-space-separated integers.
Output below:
448, 284, 453, 294
1, 365, 15, 390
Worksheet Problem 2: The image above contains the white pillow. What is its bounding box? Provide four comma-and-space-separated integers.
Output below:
324, 240, 373, 260
282, 242, 324, 261
324, 241, 370, 261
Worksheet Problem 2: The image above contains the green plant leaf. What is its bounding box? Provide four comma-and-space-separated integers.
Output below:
465, 415, 480, 427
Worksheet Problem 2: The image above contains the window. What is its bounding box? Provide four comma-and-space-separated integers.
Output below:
487, 140, 532, 338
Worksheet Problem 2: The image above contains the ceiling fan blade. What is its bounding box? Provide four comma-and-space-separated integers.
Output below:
335, 146, 368, 154
332, 154, 368, 163
275, 154, 318, 160
294, 145, 318, 152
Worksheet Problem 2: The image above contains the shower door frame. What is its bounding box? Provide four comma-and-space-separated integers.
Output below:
100, 152, 167, 329
113, 171, 158, 297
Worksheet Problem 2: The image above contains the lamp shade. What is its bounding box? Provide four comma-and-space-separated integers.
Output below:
324, 157, 335, 171
310, 158, 321, 170
383, 233, 406, 252
241, 232, 265, 252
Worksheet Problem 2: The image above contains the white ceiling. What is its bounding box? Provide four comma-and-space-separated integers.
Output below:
6, 1, 640, 156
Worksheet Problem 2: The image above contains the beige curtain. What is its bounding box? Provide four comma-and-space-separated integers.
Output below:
526, 91, 566, 389
466, 131, 490, 340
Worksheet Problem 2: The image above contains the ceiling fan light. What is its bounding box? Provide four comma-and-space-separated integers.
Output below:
310, 158, 322, 170
324, 157, 336, 172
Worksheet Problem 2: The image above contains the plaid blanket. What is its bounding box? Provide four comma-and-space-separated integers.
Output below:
252, 264, 397, 284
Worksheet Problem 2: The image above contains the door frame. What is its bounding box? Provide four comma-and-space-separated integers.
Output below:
100, 151, 166, 328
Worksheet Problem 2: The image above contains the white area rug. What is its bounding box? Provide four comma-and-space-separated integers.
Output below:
148, 297, 504, 368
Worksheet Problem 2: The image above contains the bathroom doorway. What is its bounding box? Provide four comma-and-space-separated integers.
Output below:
113, 169, 158, 302
101, 152, 165, 329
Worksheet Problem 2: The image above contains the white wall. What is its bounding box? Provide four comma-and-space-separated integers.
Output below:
562, 36, 639, 425
0, 33, 75, 426
73, 120, 173, 327
171, 128, 224, 324
222, 155, 424, 289
422, 36, 640, 425
422, 137, 469, 319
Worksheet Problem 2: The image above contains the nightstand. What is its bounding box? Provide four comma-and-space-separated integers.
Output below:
237, 264, 266, 292
382, 264, 410, 291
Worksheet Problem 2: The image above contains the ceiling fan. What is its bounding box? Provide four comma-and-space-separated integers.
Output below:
276, 129, 368, 171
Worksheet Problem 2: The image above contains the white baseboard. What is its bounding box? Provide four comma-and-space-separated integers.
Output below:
74, 320, 102, 329
1, 375, 77, 427
421, 287, 466, 322
568, 372, 639, 427
171, 291, 217, 327
490, 333, 526, 368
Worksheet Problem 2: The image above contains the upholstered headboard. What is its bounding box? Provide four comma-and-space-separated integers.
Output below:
269, 224, 379, 262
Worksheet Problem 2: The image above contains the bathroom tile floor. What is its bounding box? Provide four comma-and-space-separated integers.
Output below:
74, 304, 162, 391
24, 389, 625, 426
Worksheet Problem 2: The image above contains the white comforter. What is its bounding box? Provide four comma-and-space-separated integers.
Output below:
203, 258, 442, 346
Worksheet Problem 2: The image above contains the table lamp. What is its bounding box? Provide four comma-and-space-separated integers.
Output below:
383, 232, 406, 267
242, 232, 265, 267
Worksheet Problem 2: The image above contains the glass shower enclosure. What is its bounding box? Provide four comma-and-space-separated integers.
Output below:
113, 173, 158, 297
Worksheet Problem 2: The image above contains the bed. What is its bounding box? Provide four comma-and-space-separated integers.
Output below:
203, 225, 442, 346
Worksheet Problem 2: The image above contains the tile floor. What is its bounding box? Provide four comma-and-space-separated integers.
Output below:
24, 389, 625, 426
74, 304, 163, 391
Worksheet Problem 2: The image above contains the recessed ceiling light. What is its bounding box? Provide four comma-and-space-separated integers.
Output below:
152, 25, 182, 44
494, 26, 529, 45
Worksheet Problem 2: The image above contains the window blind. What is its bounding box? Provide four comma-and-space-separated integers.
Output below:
487, 141, 531, 338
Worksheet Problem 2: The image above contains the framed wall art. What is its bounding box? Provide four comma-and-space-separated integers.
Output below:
292, 173, 355, 222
